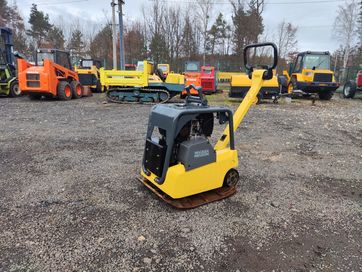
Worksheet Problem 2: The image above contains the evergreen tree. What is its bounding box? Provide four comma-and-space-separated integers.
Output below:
68, 29, 84, 53
149, 33, 168, 64
231, 2, 249, 59
89, 24, 112, 68
231, 1, 264, 60
124, 24, 147, 64
207, 13, 230, 55
27, 4, 52, 47
48, 26, 65, 49
181, 16, 198, 59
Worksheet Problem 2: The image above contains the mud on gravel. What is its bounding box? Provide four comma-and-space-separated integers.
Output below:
0, 93, 361, 271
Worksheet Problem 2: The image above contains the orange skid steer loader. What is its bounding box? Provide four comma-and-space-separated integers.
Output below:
18, 49, 83, 100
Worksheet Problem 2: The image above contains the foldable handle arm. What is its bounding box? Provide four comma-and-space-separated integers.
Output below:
215, 43, 279, 151
244, 42, 278, 80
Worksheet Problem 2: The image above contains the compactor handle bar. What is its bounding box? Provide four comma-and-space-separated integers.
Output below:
185, 84, 208, 106
244, 42, 278, 80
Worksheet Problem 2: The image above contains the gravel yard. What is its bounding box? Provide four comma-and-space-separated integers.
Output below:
0, 93, 361, 271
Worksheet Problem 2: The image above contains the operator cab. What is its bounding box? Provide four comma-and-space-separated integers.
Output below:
78, 59, 102, 69
157, 64, 169, 74
36, 49, 72, 70
185, 61, 200, 72
292, 51, 331, 73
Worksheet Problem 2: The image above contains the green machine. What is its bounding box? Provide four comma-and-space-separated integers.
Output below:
0, 27, 21, 97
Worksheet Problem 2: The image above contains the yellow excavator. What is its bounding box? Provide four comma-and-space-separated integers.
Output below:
138, 42, 278, 208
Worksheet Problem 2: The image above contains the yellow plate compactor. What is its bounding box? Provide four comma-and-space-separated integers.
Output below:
139, 43, 278, 209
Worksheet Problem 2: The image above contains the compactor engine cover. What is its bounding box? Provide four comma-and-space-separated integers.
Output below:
142, 100, 234, 185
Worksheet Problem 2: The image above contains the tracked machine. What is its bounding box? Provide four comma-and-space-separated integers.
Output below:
101, 61, 185, 104
138, 43, 278, 209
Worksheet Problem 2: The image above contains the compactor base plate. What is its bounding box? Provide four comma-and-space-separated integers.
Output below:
137, 177, 236, 209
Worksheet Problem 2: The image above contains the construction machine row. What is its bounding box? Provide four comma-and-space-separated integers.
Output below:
2, 26, 360, 104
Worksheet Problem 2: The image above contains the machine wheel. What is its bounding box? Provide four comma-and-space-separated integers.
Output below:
318, 91, 333, 100
9, 81, 21, 97
28, 94, 42, 100
57, 81, 72, 101
71, 81, 82, 99
223, 169, 239, 187
343, 80, 356, 98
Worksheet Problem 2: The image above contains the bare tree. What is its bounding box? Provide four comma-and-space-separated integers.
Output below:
163, 5, 183, 66
195, 0, 214, 65
333, 0, 359, 81
248, 0, 265, 17
276, 20, 298, 61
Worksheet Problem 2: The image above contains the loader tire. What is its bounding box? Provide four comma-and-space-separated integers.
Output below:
9, 81, 21, 97
71, 80, 82, 99
343, 80, 356, 98
57, 81, 72, 101
318, 91, 333, 100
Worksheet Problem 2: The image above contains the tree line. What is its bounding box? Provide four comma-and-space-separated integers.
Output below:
0, 0, 299, 71
332, 0, 362, 82
0, 0, 361, 77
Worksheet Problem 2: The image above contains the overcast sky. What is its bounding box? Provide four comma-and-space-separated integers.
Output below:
16, 0, 344, 52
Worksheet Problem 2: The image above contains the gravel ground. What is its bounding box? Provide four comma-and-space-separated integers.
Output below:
0, 93, 361, 272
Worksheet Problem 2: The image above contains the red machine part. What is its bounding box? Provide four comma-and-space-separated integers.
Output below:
200, 66, 216, 94
357, 70, 362, 88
